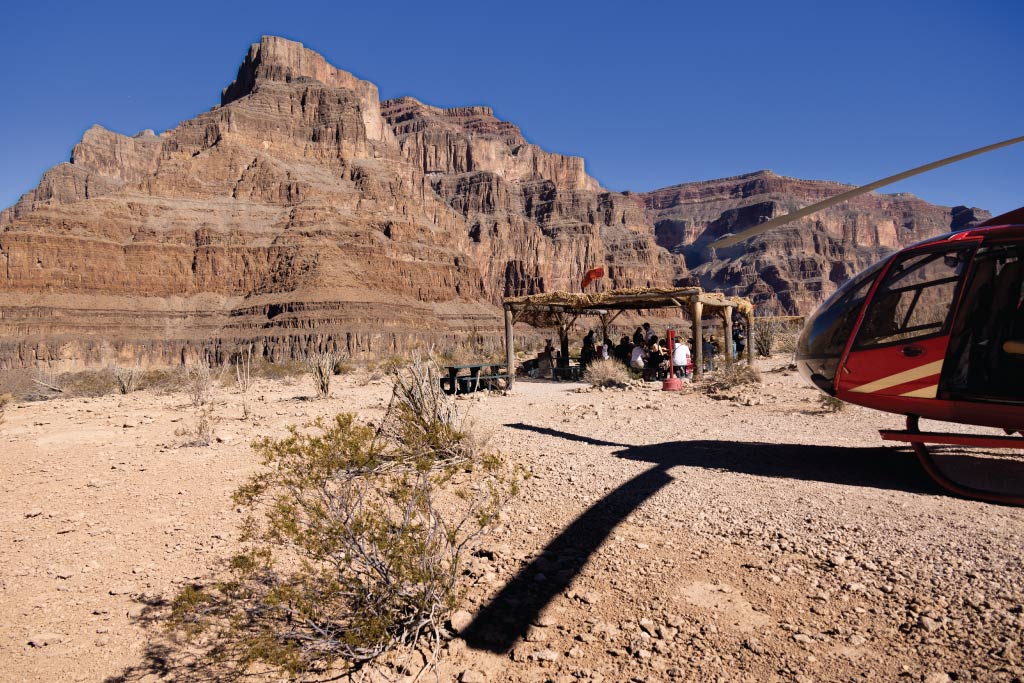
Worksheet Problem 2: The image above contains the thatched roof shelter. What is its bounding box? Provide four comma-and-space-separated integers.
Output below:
500, 286, 755, 385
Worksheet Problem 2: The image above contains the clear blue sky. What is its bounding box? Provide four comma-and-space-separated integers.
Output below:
1, 0, 1021, 215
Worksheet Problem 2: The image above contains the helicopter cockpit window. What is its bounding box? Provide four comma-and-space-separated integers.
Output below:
854, 247, 971, 349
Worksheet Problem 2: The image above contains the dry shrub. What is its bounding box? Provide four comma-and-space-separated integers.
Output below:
0, 393, 11, 426
378, 355, 408, 375
31, 369, 64, 397
59, 369, 118, 397
752, 317, 785, 357
306, 351, 345, 399
114, 366, 142, 394
252, 358, 306, 381
175, 406, 217, 447
703, 360, 762, 395
184, 360, 216, 407
234, 346, 254, 420
818, 394, 846, 412
584, 358, 631, 388
162, 358, 516, 679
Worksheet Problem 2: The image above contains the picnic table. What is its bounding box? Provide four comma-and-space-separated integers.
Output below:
441, 363, 510, 394
552, 355, 584, 381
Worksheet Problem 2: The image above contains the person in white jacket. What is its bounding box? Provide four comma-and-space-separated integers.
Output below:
672, 339, 691, 378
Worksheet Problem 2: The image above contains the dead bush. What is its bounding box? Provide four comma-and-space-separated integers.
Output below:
114, 366, 142, 394
175, 406, 217, 447
0, 393, 11, 426
306, 351, 345, 399
234, 346, 254, 420
251, 358, 306, 381
703, 360, 762, 395
31, 369, 64, 398
162, 358, 516, 679
584, 358, 631, 388
184, 360, 216, 407
378, 354, 408, 375
752, 317, 785, 357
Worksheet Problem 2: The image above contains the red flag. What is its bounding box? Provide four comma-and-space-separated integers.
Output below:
581, 267, 605, 290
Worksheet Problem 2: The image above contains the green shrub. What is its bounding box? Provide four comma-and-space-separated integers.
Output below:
164, 358, 516, 678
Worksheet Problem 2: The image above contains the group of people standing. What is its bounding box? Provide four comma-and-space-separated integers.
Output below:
614, 322, 690, 380
528, 319, 747, 381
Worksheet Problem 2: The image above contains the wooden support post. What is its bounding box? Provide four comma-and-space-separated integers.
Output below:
746, 310, 755, 364
692, 299, 704, 379
723, 307, 733, 363
558, 326, 570, 367
504, 306, 515, 390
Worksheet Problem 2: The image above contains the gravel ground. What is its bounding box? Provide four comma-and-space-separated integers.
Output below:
1, 361, 1022, 682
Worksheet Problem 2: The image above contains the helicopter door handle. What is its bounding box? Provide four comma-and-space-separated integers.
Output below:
902, 345, 925, 357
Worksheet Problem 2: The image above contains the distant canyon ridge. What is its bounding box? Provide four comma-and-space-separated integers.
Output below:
0, 36, 989, 369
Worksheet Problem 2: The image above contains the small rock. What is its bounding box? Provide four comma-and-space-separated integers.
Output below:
848, 634, 868, 646
534, 613, 558, 627
918, 615, 941, 633
28, 633, 63, 647
533, 649, 559, 662
526, 626, 549, 642
744, 637, 765, 655
449, 609, 473, 633
108, 585, 134, 596
460, 671, 486, 683
793, 633, 814, 645
923, 674, 951, 683
24, 509, 43, 518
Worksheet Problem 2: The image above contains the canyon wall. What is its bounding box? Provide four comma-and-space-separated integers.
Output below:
0, 36, 986, 370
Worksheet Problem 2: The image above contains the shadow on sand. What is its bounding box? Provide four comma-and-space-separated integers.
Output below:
461, 422, 939, 653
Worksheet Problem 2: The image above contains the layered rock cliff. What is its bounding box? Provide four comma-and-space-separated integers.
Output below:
0, 35, 987, 370
642, 172, 990, 312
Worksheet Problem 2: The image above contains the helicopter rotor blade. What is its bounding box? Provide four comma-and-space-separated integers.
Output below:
710, 134, 1024, 249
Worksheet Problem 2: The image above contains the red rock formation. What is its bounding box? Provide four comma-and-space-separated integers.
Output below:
0, 36, 987, 370
642, 171, 990, 312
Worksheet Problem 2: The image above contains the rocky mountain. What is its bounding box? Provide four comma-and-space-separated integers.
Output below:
643, 173, 989, 312
0, 36, 987, 370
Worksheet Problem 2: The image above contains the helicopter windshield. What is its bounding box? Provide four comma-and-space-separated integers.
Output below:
796, 258, 887, 392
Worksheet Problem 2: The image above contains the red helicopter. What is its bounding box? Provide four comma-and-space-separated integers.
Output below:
711, 135, 1024, 505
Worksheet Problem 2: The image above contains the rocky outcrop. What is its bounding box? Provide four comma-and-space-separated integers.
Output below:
641, 171, 990, 312
0, 36, 989, 370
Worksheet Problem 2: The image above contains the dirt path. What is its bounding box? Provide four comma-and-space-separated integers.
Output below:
2, 364, 1022, 682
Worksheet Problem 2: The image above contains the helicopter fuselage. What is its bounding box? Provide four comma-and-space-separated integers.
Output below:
796, 222, 1024, 431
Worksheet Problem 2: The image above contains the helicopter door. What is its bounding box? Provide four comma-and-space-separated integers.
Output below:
837, 245, 974, 402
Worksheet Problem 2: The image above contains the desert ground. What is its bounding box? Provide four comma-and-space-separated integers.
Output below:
2, 361, 1023, 683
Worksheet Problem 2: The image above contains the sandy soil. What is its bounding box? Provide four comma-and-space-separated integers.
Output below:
1, 363, 1023, 683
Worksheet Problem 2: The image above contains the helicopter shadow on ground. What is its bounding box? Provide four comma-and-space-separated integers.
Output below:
461, 423, 940, 654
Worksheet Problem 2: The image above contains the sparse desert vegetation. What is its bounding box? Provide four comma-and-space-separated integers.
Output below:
2, 359, 1024, 683
584, 358, 631, 388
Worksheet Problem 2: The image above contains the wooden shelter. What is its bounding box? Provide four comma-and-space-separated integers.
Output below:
501, 286, 755, 386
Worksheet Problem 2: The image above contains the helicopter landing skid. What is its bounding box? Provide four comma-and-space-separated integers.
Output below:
878, 416, 1024, 506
